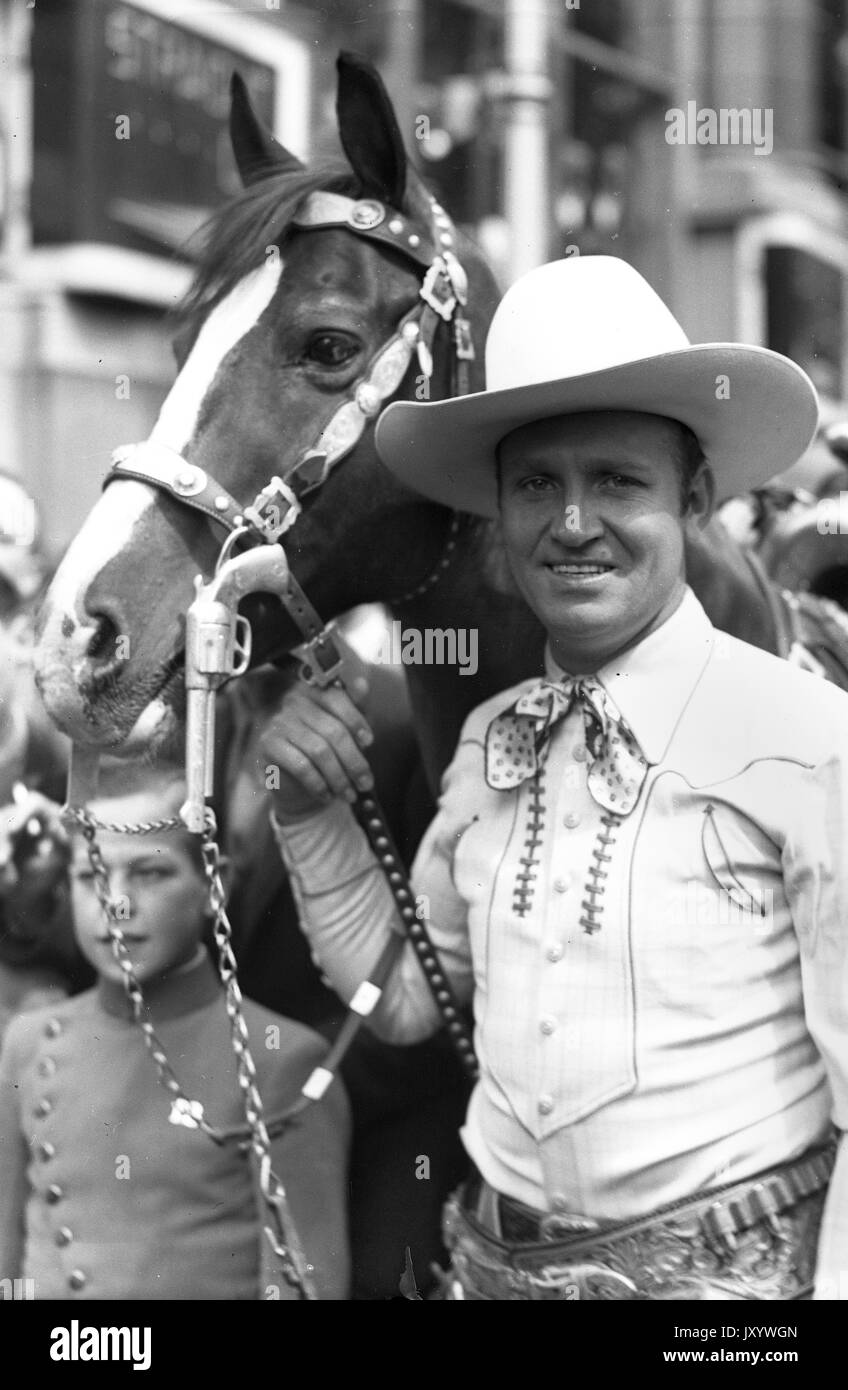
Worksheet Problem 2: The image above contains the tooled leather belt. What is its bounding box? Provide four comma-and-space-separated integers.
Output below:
444, 1141, 835, 1300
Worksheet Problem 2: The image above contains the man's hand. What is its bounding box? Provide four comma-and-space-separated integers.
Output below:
260, 676, 375, 823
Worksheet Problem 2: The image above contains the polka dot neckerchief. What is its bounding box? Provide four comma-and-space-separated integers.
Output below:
484, 676, 648, 816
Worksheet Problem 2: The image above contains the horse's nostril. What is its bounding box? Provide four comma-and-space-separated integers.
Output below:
85, 613, 123, 670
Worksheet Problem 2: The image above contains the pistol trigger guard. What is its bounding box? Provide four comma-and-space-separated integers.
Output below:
232, 614, 252, 678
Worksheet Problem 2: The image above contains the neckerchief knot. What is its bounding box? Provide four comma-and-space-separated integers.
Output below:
485, 675, 648, 814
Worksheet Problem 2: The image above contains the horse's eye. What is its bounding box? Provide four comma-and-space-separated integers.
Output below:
304, 332, 360, 368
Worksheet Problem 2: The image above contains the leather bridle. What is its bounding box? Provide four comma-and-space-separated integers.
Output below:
106, 189, 475, 596
95, 188, 482, 1083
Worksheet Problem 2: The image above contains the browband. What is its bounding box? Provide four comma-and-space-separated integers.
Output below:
291, 191, 460, 273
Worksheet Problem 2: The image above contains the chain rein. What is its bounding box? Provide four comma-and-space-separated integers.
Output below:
63, 802, 318, 1300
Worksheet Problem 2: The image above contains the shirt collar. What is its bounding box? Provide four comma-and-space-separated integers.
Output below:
544, 586, 715, 765
98, 946, 220, 1022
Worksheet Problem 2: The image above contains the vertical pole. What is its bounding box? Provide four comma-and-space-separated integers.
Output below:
503, 0, 554, 283
0, 0, 33, 264
667, 0, 700, 321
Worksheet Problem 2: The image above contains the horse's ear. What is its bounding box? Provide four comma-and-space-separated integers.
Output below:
229, 71, 304, 186
336, 51, 406, 208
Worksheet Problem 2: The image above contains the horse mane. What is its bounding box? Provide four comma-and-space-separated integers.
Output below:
177, 162, 360, 323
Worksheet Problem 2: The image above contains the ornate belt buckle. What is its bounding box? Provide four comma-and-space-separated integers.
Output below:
537, 1262, 638, 1301
539, 1210, 600, 1240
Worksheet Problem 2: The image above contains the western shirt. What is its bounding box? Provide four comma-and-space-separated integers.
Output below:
273, 588, 848, 1221
0, 952, 350, 1299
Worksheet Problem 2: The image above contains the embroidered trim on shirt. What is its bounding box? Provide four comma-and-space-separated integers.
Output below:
579, 811, 623, 935
512, 768, 546, 918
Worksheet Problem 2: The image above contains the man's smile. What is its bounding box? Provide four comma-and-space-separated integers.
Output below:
544, 559, 616, 581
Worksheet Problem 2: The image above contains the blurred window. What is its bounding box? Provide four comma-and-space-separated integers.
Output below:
766, 246, 844, 399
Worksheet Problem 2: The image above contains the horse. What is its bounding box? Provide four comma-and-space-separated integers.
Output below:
29, 51, 848, 1295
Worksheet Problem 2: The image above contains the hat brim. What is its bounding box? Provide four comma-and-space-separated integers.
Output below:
375, 344, 819, 516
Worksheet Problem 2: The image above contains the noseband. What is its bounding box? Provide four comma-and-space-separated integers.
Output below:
105, 191, 475, 584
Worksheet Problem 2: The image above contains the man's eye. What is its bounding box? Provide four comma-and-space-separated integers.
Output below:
518, 475, 555, 494
303, 332, 360, 368
132, 866, 171, 880
603, 472, 642, 489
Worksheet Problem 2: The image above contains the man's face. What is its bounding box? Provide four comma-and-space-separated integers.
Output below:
497, 411, 713, 671
70, 791, 207, 987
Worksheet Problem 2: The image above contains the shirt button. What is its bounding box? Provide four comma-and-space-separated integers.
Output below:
37, 1142, 56, 1162
44, 1018, 63, 1040
538, 1095, 555, 1116
551, 1192, 570, 1211
563, 813, 581, 829
539, 1016, 557, 1036
38, 1057, 57, 1078
546, 942, 564, 963
34, 1099, 53, 1119
572, 745, 587, 763
45, 1184, 64, 1205
55, 1226, 73, 1248
68, 1269, 87, 1292
553, 876, 570, 893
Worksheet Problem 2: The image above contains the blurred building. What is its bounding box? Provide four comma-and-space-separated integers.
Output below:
356, 1, 848, 422
0, 0, 846, 562
0, 0, 316, 558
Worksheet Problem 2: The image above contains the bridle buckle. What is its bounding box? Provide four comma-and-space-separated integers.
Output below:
242, 476, 301, 542
420, 258, 457, 321
292, 630, 345, 688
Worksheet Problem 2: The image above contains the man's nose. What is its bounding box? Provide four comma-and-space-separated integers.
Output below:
550, 487, 605, 543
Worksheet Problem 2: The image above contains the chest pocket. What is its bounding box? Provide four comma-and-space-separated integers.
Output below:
700, 800, 776, 922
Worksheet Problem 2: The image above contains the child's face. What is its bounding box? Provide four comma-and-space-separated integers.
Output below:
70, 790, 208, 987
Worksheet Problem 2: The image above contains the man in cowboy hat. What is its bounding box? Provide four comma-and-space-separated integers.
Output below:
262, 255, 848, 1300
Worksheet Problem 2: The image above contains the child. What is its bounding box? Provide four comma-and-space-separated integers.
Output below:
0, 761, 350, 1300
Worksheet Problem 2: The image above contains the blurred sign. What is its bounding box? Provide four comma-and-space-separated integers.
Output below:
30, 0, 308, 260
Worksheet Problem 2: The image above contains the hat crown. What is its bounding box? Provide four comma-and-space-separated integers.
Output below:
485, 256, 690, 391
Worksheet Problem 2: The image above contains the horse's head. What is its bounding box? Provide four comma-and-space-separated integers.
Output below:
34, 52, 500, 755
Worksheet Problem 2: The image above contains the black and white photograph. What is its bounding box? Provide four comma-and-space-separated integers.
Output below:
0, 0, 845, 1360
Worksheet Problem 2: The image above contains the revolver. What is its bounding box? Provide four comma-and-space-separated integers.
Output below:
182, 546, 293, 833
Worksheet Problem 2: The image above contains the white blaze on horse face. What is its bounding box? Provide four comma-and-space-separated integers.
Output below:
39, 260, 285, 685
150, 259, 284, 454
45, 479, 157, 646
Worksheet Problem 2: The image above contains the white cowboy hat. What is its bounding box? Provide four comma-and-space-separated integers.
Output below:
375, 255, 819, 516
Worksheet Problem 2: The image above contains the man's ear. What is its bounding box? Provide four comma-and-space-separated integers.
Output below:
685, 462, 717, 530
